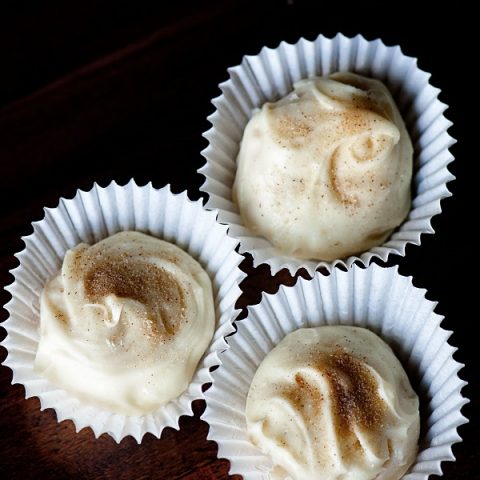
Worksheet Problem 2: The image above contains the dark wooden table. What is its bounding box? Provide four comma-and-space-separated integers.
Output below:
0, 1, 475, 479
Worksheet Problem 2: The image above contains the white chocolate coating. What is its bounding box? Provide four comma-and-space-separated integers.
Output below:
246, 326, 420, 480
233, 73, 413, 261
35, 231, 215, 415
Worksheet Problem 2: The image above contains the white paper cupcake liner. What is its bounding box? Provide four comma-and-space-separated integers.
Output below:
199, 33, 455, 275
1, 180, 245, 442
202, 264, 468, 479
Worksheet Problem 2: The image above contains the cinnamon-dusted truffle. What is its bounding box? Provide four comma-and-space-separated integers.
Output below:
35, 231, 215, 415
233, 73, 413, 261
245, 326, 420, 480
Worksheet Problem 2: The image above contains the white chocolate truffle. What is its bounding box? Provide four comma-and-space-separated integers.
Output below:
246, 326, 420, 480
233, 73, 413, 261
35, 231, 215, 415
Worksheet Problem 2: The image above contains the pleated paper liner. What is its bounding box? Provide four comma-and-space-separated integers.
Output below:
202, 264, 468, 479
2, 180, 245, 442
199, 33, 455, 275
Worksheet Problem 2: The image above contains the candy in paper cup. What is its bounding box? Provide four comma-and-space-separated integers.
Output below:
1, 180, 245, 442
199, 33, 455, 275
202, 264, 468, 479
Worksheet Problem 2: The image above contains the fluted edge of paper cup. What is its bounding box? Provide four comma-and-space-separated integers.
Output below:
198, 33, 455, 276
202, 264, 468, 479
1, 179, 246, 443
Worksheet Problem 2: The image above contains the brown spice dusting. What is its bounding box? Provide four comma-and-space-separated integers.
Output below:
287, 352, 385, 436
329, 147, 360, 209
338, 110, 370, 137
280, 116, 313, 137
274, 114, 314, 149
295, 372, 323, 405
313, 348, 386, 461
84, 257, 186, 336
282, 348, 385, 462
283, 372, 324, 421
320, 349, 385, 435
275, 374, 325, 461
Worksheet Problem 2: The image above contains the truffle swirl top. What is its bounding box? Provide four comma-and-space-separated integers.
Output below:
233, 73, 413, 261
35, 231, 215, 415
246, 326, 420, 480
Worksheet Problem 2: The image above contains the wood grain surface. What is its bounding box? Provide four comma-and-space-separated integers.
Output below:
0, 1, 475, 479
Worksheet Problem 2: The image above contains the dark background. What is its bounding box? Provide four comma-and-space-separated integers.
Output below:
0, 1, 475, 479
